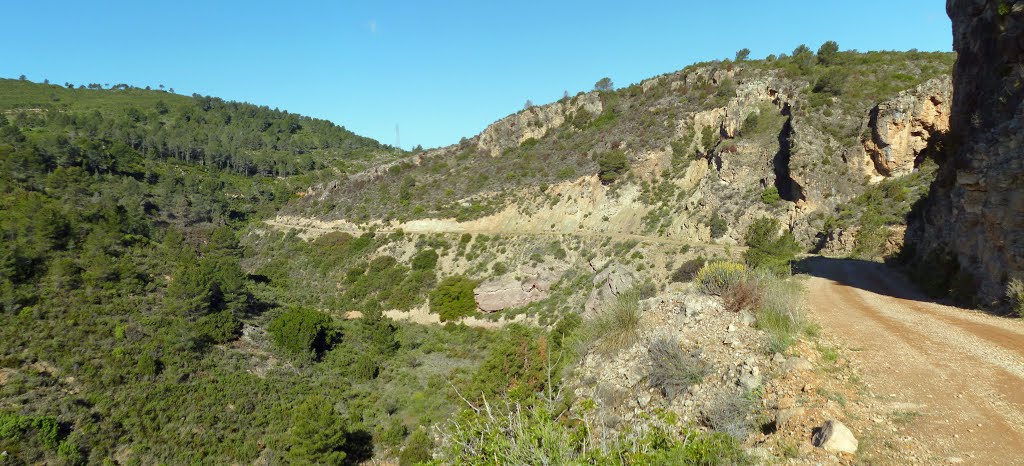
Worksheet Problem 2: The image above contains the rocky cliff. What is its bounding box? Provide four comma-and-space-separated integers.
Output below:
909, 0, 1024, 303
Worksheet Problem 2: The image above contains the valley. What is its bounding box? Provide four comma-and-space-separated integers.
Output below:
2, 2, 1023, 464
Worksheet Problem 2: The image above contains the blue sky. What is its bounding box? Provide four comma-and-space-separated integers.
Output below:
2, 1, 952, 149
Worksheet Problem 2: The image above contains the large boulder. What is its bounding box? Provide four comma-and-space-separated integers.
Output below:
813, 420, 859, 454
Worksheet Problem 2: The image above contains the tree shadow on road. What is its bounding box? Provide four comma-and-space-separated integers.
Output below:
794, 255, 943, 304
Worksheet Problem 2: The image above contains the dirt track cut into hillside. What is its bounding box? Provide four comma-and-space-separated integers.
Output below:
803, 257, 1024, 464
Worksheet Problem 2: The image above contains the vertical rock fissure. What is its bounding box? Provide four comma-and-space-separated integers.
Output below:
772, 105, 805, 203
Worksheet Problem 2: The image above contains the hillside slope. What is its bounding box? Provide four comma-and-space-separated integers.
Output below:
284, 51, 953, 251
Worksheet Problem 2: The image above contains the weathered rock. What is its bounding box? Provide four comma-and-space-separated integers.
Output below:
813, 420, 859, 454
783, 357, 813, 374
862, 77, 952, 179
474, 276, 546, 312
584, 263, 638, 315
818, 226, 860, 256
474, 264, 564, 312
909, 0, 1024, 303
476, 93, 603, 157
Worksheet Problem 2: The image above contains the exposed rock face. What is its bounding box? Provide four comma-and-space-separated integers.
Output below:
474, 264, 565, 312
910, 0, 1024, 302
584, 263, 638, 315
474, 276, 546, 312
862, 77, 952, 178
476, 93, 603, 157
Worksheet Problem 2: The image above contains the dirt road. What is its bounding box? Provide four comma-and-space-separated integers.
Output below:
803, 257, 1024, 464
264, 215, 737, 251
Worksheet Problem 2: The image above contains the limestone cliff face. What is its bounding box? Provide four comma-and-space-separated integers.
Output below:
476, 93, 603, 157
862, 77, 952, 179
910, 0, 1024, 302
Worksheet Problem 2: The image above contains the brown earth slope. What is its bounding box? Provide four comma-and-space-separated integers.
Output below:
803, 257, 1024, 463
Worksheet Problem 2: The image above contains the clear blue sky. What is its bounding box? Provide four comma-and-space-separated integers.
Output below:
2, 1, 952, 149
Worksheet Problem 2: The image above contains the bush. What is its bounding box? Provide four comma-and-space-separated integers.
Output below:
583, 289, 642, 353
435, 399, 748, 465
597, 150, 629, 184
754, 273, 806, 353
671, 258, 706, 283
813, 69, 847, 96
1007, 279, 1024, 318
648, 336, 710, 401
760, 186, 781, 205
695, 262, 747, 296
399, 427, 433, 466
410, 248, 439, 271
743, 218, 800, 275
268, 308, 337, 360
702, 389, 758, 440
709, 212, 728, 239
723, 275, 764, 313
194, 309, 242, 344
287, 395, 348, 464
429, 275, 478, 322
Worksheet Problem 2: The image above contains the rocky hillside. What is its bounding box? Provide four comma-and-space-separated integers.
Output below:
908, 0, 1024, 305
285, 51, 953, 250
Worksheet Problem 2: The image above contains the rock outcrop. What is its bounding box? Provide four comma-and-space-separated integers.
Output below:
474, 264, 565, 312
584, 263, 638, 316
476, 93, 603, 157
862, 77, 952, 179
909, 0, 1024, 302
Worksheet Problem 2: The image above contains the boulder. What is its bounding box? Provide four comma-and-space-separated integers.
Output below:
783, 357, 813, 374
812, 420, 858, 454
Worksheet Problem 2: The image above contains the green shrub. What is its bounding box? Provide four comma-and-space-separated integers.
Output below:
760, 186, 781, 205
287, 395, 348, 465
429, 275, 478, 322
695, 262, 747, 296
398, 427, 433, 466
435, 400, 748, 465
551, 313, 582, 349
194, 309, 242, 344
743, 217, 800, 275
470, 325, 550, 401
268, 308, 337, 360
410, 248, 439, 271
812, 69, 847, 96
597, 150, 628, 184
648, 336, 710, 401
709, 212, 728, 239
1008, 279, 1024, 318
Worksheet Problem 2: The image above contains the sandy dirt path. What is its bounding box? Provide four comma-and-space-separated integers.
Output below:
264, 215, 737, 251
803, 256, 1024, 464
